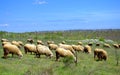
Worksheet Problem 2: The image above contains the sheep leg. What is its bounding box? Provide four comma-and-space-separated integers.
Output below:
2, 49, 9, 59
56, 52, 60, 61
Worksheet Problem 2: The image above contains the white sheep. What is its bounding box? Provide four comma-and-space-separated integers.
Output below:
36, 44, 53, 58
72, 45, 84, 52
2, 44, 23, 58
24, 43, 37, 54
83, 45, 91, 54
59, 43, 75, 55
55, 47, 77, 63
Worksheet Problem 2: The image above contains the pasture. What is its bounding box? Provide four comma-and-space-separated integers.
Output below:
0, 29, 120, 75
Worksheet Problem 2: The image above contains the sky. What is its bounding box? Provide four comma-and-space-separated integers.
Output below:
0, 0, 120, 32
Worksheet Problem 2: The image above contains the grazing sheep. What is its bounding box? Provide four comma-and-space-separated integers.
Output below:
1, 39, 9, 42
37, 40, 44, 45
48, 43, 58, 50
59, 43, 75, 55
11, 41, 23, 48
61, 41, 66, 44
27, 39, 34, 44
94, 48, 107, 61
72, 45, 84, 52
83, 45, 91, 54
2, 44, 23, 58
103, 43, 111, 48
112, 44, 119, 49
47, 41, 54, 44
55, 47, 77, 63
96, 43, 100, 46
78, 42, 83, 45
24, 44, 37, 54
88, 42, 93, 46
36, 44, 53, 58
2, 41, 11, 46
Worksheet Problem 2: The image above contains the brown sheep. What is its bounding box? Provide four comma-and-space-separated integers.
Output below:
2, 44, 23, 58
36, 44, 53, 58
55, 47, 77, 63
83, 45, 91, 54
94, 48, 108, 61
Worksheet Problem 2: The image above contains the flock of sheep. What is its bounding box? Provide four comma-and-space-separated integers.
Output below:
1, 38, 120, 64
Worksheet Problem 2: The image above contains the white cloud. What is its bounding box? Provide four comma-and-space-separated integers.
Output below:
0, 24, 9, 27
34, 0, 48, 5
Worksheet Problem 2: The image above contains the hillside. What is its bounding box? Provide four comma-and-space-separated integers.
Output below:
0, 29, 120, 75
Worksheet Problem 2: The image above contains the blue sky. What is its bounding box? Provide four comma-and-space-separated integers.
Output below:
0, 0, 120, 32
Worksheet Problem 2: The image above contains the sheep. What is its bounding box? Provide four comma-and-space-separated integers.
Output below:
94, 48, 108, 61
103, 43, 111, 48
55, 47, 77, 63
59, 43, 75, 55
2, 41, 11, 46
83, 45, 91, 54
72, 45, 84, 52
47, 41, 54, 45
1, 38, 9, 42
88, 42, 93, 46
27, 39, 34, 44
2, 44, 23, 59
37, 40, 44, 45
96, 43, 100, 46
47, 41, 58, 50
36, 44, 53, 58
78, 42, 83, 45
48, 43, 58, 50
112, 44, 119, 49
11, 41, 23, 49
24, 43, 37, 54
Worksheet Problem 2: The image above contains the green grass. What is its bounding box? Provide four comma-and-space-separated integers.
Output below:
0, 30, 120, 75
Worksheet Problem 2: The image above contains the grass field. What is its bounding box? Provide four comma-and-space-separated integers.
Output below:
0, 29, 120, 75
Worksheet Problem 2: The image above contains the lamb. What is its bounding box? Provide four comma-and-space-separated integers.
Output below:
83, 45, 91, 54
24, 43, 37, 54
94, 48, 108, 61
36, 44, 53, 58
72, 45, 84, 52
55, 47, 77, 63
2, 43, 23, 59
